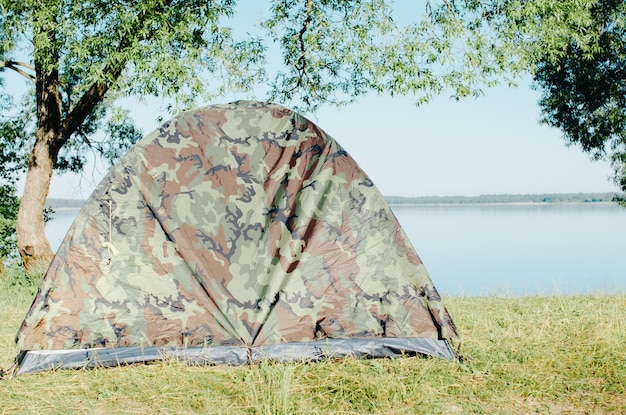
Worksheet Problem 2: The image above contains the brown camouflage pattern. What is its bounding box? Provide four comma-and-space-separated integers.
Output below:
16, 101, 458, 353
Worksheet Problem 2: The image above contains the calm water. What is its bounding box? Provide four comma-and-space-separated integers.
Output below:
46, 203, 626, 296
393, 203, 626, 296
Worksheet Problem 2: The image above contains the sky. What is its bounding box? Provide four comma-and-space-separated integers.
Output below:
313, 88, 618, 197
44, 81, 619, 200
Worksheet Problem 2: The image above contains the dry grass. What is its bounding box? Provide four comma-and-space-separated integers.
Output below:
1, 272, 624, 414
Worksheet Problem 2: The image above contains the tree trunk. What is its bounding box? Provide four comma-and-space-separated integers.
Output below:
18, 7, 63, 275
15, 5, 133, 274
17, 138, 55, 274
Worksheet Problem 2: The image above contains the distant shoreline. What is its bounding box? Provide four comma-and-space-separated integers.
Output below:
45, 192, 623, 209
388, 201, 618, 207
385, 192, 622, 206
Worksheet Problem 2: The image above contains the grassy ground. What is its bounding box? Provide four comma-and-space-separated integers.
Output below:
0, 271, 624, 415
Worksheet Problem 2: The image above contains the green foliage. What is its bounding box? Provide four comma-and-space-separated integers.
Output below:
2, 0, 550, 119
0, 262, 40, 292
262, 0, 531, 109
0, 95, 27, 261
262, 0, 395, 108
0, 95, 28, 179
1, 0, 268, 167
532, 0, 626, 202
0, 186, 19, 259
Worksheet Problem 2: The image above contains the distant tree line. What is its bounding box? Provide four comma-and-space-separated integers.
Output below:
385, 193, 622, 205
44, 199, 86, 210
46, 193, 623, 210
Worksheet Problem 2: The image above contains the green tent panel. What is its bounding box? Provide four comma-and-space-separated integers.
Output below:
15, 101, 458, 375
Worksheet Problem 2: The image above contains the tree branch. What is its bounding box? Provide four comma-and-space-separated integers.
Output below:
0, 60, 36, 82
60, 0, 176, 148
287, 0, 318, 103
296, 0, 313, 73
60, 36, 131, 143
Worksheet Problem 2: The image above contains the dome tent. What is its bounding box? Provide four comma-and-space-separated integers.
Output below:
14, 101, 458, 375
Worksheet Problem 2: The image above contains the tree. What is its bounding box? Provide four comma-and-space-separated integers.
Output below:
2, 0, 532, 273
0, 94, 26, 273
532, 0, 626, 204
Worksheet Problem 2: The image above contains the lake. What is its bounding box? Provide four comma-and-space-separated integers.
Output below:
46, 203, 626, 296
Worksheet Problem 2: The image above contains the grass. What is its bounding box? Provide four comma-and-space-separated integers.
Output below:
1, 270, 624, 414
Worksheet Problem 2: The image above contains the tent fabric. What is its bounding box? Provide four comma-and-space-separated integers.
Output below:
16, 338, 455, 375
15, 101, 458, 374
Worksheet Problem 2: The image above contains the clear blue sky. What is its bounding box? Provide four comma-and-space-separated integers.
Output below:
313, 87, 619, 198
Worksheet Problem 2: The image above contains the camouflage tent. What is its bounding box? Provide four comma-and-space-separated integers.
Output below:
14, 101, 459, 375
